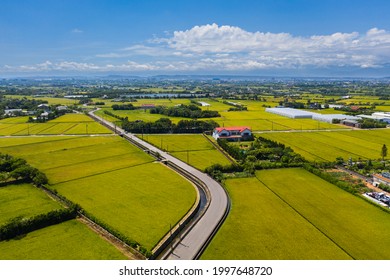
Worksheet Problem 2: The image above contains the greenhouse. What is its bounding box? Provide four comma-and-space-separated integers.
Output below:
311, 114, 360, 123
265, 107, 313, 119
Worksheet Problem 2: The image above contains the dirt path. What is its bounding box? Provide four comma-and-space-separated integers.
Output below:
78, 217, 145, 260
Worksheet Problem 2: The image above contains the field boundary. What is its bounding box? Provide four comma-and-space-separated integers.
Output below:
202, 133, 235, 164
78, 215, 145, 260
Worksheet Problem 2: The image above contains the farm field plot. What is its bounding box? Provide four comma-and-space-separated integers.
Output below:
63, 122, 112, 134
260, 129, 390, 161
45, 153, 154, 184
196, 99, 233, 111
0, 220, 127, 260
0, 117, 29, 123
0, 136, 76, 147
141, 134, 231, 170
0, 114, 112, 135
53, 163, 196, 250
0, 136, 120, 159
49, 113, 95, 122
0, 183, 62, 226
201, 177, 350, 260
94, 109, 121, 122
258, 168, 390, 259
4, 95, 79, 105
374, 105, 390, 112
102, 108, 186, 124
0, 135, 197, 251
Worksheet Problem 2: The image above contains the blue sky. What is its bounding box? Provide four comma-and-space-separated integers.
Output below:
1, 0, 390, 77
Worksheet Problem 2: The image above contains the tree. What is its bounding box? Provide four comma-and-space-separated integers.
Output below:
32, 171, 48, 186
381, 144, 388, 161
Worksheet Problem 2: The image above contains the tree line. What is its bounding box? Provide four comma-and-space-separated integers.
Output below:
150, 104, 220, 118
0, 207, 78, 241
0, 153, 48, 185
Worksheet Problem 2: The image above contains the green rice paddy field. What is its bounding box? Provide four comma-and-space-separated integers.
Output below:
202, 168, 390, 260
0, 183, 62, 226
0, 135, 197, 251
4, 95, 79, 106
0, 220, 127, 260
140, 134, 231, 170
260, 129, 390, 161
0, 114, 112, 135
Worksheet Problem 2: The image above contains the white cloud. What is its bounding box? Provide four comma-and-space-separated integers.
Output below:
3, 24, 390, 74
162, 23, 390, 69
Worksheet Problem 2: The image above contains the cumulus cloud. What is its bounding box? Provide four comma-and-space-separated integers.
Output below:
3, 24, 390, 74
164, 24, 390, 69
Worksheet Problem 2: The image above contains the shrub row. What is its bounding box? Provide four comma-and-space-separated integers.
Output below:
222, 100, 248, 111
103, 110, 125, 120
217, 139, 244, 160
112, 104, 136, 110
0, 207, 78, 241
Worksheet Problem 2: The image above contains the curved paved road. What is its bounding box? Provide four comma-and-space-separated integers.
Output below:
89, 111, 229, 260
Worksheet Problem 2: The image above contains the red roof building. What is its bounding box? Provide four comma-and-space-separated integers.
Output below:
212, 126, 252, 141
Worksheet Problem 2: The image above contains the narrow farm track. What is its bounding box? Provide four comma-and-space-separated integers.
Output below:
89, 110, 230, 260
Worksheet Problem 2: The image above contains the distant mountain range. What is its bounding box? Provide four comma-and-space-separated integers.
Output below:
2, 74, 390, 82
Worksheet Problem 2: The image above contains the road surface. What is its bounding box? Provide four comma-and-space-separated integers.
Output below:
89, 110, 230, 260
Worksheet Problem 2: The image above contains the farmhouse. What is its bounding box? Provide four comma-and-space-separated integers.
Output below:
213, 126, 252, 141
